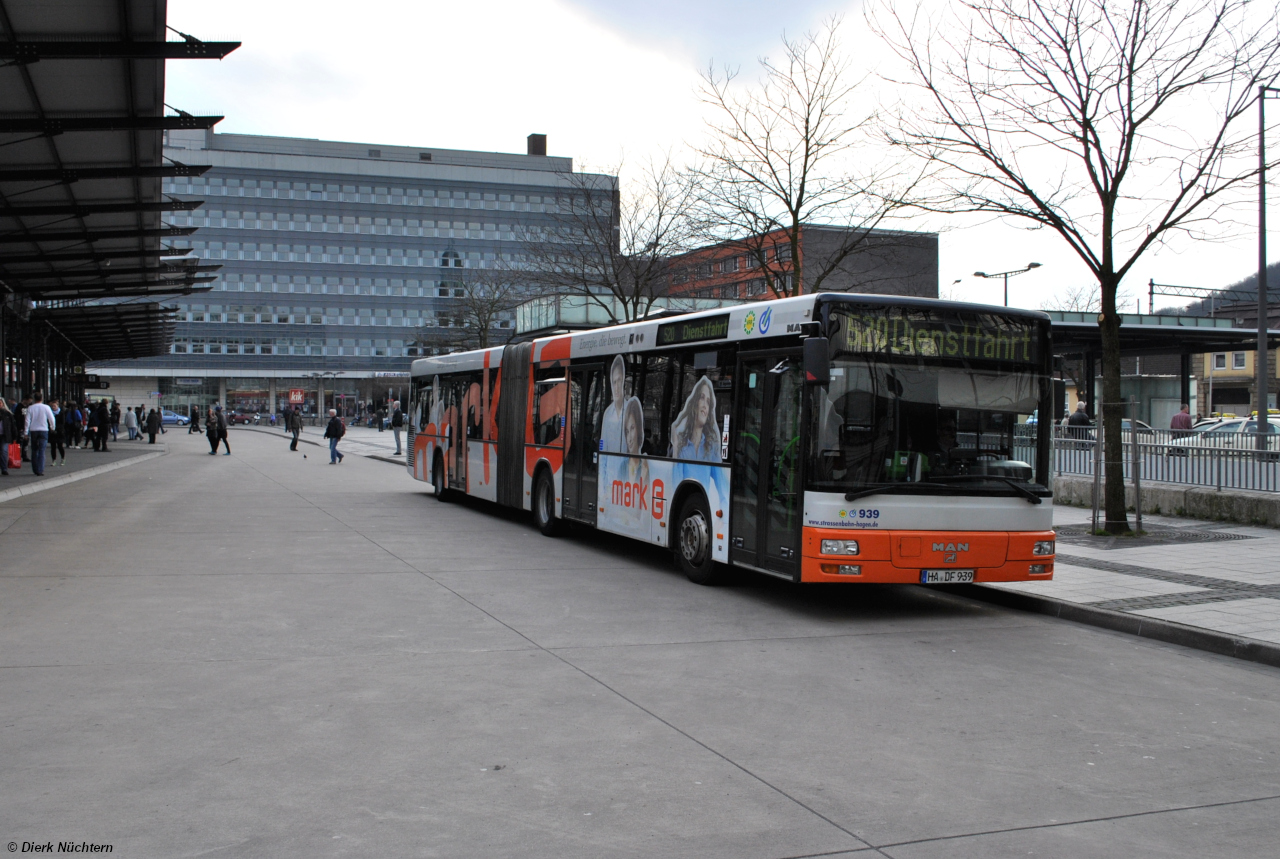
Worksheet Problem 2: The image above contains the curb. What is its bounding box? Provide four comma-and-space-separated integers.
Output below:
950, 583, 1280, 670
237, 426, 405, 466
0, 447, 166, 505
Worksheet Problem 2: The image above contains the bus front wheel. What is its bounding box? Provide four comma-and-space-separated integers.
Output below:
533, 469, 560, 537
432, 455, 450, 501
676, 494, 721, 585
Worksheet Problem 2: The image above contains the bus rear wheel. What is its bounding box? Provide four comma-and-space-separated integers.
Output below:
676, 494, 721, 585
533, 469, 560, 536
432, 455, 450, 501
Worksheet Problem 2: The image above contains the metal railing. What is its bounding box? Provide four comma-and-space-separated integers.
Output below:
1053, 425, 1280, 493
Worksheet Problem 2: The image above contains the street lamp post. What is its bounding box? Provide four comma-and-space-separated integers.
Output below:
1257, 86, 1279, 449
973, 262, 1044, 307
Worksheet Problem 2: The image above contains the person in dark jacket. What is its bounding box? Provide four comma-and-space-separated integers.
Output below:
109, 401, 120, 442
390, 400, 405, 455
324, 409, 345, 464
145, 407, 161, 444
188, 405, 200, 434
0, 397, 16, 476
288, 407, 302, 452
211, 405, 230, 455
95, 401, 111, 452
48, 399, 67, 466
87, 400, 102, 451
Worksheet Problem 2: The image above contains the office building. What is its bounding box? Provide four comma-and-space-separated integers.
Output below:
90, 130, 616, 417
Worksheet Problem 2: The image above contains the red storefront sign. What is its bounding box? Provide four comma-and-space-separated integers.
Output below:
288, 388, 306, 404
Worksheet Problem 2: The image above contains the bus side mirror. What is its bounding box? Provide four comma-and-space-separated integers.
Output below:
803, 337, 830, 385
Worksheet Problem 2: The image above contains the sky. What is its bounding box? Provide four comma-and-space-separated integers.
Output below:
164, 0, 1278, 313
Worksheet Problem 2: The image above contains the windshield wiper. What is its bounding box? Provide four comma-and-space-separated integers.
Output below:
844, 483, 930, 502
922, 475, 1043, 504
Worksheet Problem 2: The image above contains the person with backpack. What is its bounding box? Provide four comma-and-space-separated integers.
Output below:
324, 408, 345, 464
390, 400, 405, 456
288, 407, 302, 452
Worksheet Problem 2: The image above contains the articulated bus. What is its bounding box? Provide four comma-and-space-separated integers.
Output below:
407, 293, 1056, 585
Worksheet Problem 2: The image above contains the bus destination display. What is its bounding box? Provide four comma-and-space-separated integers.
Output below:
834, 308, 1041, 363
656, 314, 731, 347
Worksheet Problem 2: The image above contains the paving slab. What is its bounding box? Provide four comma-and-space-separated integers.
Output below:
2, 429, 1279, 858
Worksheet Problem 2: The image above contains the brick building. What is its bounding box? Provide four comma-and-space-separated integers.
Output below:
664, 225, 937, 301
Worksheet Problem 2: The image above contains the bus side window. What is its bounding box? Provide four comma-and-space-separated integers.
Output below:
532, 365, 566, 446
640, 355, 672, 456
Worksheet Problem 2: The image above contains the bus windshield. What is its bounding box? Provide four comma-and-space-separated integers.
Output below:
809, 305, 1050, 499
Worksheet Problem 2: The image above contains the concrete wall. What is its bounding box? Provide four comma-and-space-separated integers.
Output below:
98, 377, 158, 411
1054, 475, 1280, 528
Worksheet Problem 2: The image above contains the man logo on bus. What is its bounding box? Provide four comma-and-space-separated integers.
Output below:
933, 543, 969, 552
743, 310, 756, 334
759, 307, 772, 334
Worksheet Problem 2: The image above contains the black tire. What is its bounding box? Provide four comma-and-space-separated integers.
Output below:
675, 493, 721, 585
432, 454, 450, 501
533, 468, 560, 536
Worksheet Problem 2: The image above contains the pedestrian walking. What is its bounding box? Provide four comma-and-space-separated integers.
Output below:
390, 400, 404, 455
123, 405, 138, 440
134, 406, 144, 441
324, 408, 345, 464
0, 397, 17, 476
188, 406, 200, 434
145, 408, 161, 444
212, 405, 231, 455
110, 401, 120, 442
288, 407, 302, 452
24, 391, 55, 476
48, 399, 67, 466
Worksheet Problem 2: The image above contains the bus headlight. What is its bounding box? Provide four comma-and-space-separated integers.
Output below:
1033, 540, 1055, 555
821, 539, 860, 555
1029, 564, 1049, 575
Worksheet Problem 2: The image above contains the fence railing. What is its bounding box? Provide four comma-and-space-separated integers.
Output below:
1053, 426, 1280, 493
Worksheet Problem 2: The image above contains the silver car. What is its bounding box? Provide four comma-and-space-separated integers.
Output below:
1167, 419, 1280, 454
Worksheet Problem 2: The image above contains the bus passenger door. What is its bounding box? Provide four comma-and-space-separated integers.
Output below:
561, 365, 604, 525
730, 352, 804, 579
449, 377, 467, 490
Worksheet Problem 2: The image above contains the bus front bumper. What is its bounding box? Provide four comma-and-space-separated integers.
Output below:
799, 528, 1056, 584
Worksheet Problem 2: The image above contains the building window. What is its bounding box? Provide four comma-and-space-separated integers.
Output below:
776, 244, 793, 262
1233, 352, 1247, 369
720, 257, 739, 273
1213, 353, 1227, 370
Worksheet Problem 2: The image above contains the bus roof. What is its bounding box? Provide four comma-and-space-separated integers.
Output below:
409, 292, 1051, 377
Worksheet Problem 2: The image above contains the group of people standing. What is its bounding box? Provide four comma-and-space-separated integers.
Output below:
0, 393, 141, 477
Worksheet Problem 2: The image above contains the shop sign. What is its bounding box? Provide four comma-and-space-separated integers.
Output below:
288, 389, 306, 404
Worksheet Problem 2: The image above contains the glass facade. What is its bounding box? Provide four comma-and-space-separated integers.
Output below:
90, 131, 616, 409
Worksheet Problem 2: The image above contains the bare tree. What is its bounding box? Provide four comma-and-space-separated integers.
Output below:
694, 16, 922, 298
521, 159, 701, 324
412, 266, 522, 353
873, 0, 1280, 533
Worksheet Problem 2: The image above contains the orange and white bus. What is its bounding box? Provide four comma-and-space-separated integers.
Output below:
407, 293, 1056, 585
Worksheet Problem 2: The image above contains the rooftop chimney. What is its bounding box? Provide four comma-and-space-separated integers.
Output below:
527, 133, 547, 157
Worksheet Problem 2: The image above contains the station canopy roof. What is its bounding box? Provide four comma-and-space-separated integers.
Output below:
0, 0, 237, 358
1045, 310, 1280, 357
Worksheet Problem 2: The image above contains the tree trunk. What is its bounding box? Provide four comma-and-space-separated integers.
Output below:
1098, 278, 1131, 534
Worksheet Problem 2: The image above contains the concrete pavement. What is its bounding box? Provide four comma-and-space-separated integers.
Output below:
2, 429, 1278, 858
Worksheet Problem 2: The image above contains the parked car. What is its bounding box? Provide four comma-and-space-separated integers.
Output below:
159, 409, 189, 426
1167, 418, 1280, 455
226, 409, 254, 425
